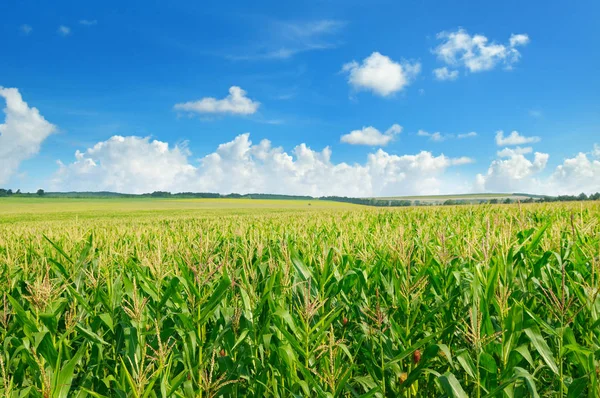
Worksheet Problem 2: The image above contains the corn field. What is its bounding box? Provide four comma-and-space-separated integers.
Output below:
1, 202, 600, 397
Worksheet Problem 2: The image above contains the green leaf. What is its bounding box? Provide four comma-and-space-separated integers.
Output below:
524, 326, 559, 374
75, 324, 109, 345
567, 376, 588, 398
513, 367, 540, 398
292, 256, 313, 282
7, 295, 38, 333
53, 346, 85, 398
158, 276, 180, 309
456, 351, 476, 379
43, 235, 74, 265
526, 222, 551, 251
438, 372, 468, 398
199, 273, 230, 323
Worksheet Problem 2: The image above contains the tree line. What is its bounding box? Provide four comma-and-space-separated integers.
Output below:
1, 188, 599, 206
0, 188, 45, 197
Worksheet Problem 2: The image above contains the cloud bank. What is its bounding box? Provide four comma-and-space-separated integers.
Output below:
4, 88, 599, 197
52, 133, 473, 197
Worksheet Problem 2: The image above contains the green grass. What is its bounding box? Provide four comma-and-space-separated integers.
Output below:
1, 200, 599, 397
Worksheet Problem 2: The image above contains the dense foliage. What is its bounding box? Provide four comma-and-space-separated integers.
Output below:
1, 202, 600, 396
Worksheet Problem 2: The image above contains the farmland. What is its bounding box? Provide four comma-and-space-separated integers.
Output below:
1, 198, 600, 397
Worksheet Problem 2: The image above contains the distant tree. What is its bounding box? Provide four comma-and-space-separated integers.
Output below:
578, 192, 588, 201
16, 189, 21, 194
489, 199, 499, 204
7, 189, 13, 196
591, 192, 600, 201
150, 191, 171, 197
503, 198, 512, 204
37, 189, 45, 196
0, 189, 7, 197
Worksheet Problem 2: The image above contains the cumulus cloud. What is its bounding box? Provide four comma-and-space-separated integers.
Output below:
549, 152, 600, 194
0, 87, 56, 184
340, 124, 401, 146
52, 133, 473, 196
174, 86, 260, 116
342, 52, 421, 96
52, 136, 196, 193
475, 151, 549, 193
58, 25, 71, 36
433, 67, 459, 81
495, 130, 541, 146
433, 28, 529, 74
477, 142, 600, 195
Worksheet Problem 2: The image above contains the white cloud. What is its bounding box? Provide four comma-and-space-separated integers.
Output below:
79, 20, 98, 26
549, 152, 600, 194
49, 130, 600, 197
174, 86, 260, 116
418, 130, 448, 142
0, 87, 56, 184
58, 25, 71, 36
52, 136, 197, 193
529, 109, 543, 118
458, 132, 477, 139
52, 133, 473, 196
451, 157, 476, 166
20, 24, 32, 35
340, 124, 401, 146
342, 52, 421, 97
510, 34, 530, 47
433, 28, 529, 74
477, 141, 600, 195
497, 146, 533, 157
495, 130, 541, 146
475, 151, 549, 193
433, 67, 459, 81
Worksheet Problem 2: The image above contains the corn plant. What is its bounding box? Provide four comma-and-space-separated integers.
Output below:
0, 201, 599, 396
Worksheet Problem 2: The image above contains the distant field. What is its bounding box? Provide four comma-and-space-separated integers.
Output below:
0, 197, 358, 223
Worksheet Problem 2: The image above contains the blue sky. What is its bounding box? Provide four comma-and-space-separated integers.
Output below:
1, 0, 599, 196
